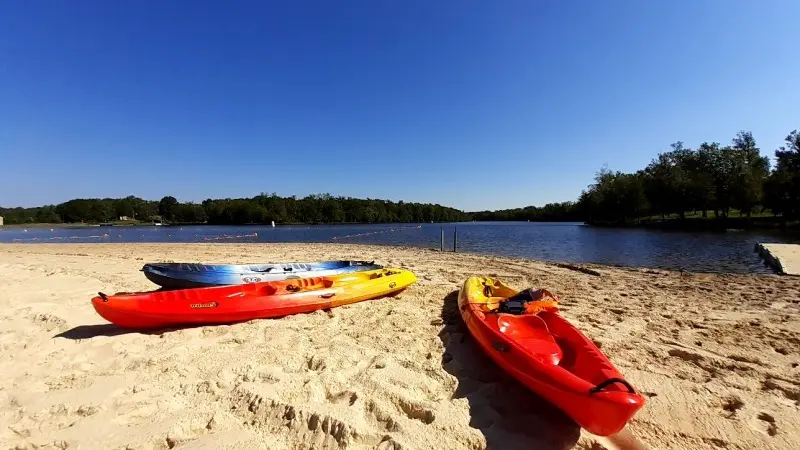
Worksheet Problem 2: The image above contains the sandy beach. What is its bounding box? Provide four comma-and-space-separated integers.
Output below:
1, 243, 799, 450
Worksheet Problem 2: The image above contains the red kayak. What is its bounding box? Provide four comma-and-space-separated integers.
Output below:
92, 268, 416, 329
458, 276, 645, 436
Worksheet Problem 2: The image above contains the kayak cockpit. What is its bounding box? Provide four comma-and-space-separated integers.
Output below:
497, 314, 563, 365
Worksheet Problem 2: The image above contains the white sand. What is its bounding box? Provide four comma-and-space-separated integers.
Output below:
0, 243, 798, 450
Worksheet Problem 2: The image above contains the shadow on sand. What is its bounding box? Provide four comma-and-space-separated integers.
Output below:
54, 324, 188, 340
438, 290, 581, 450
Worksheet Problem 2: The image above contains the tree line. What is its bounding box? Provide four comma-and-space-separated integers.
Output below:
576, 129, 800, 226
470, 201, 581, 222
3, 128, 798, 228
0, 193, 469, 225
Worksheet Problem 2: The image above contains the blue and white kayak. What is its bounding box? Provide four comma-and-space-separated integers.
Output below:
141, 260, 383, 289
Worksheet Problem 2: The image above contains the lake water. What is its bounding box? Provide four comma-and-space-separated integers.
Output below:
2, 222, 798, 274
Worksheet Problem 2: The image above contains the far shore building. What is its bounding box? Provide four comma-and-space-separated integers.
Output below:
0, 216, 4, 226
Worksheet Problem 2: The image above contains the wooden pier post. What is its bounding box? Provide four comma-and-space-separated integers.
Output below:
440, 227, 444, 252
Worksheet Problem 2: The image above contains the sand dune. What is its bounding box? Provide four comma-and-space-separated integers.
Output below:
0, 243, 798, 450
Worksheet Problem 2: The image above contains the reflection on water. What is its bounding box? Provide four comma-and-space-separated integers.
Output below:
2, 222, 798, 274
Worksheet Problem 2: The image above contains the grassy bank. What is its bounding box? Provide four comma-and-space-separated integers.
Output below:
587, 214, 799, 231
2, 219, 148, 228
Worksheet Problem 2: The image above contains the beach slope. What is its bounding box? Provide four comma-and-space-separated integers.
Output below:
0, 243, 798, 450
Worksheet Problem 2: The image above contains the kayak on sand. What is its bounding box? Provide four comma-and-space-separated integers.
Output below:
141, 260, 383, 289
457, 276, 645, 436
92, 268, 416, 329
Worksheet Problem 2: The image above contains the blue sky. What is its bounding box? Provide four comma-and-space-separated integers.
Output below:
1, 1, 798, 211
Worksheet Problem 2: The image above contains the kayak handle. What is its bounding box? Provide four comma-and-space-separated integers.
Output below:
98, 292, 109, 302
319, 292, 336, 299
589, 377, 636, 394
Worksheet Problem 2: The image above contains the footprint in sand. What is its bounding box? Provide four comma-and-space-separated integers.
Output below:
328, 390, 359, 406
307, 355, 327, 371
774, 346, 789, 355
365, 401, 402, 432
395, 397, 435, 424
762, 378, 800, 405
751, 412, 778, 436
667, 348, 704, 363
376, 437, 403, 450
113, 402, 160, 426
720, 395, 744, 418
30, 312, 68, 332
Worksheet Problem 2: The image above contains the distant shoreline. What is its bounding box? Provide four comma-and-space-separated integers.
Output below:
4, 216, 799, 233
1, 222, 96, 229
1, 220, 460, 229
586, 216, 800, 232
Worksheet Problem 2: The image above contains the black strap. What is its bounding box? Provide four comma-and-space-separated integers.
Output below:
589, 377, 635, 394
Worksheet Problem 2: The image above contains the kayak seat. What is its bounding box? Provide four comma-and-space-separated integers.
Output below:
497, 315, 563, 365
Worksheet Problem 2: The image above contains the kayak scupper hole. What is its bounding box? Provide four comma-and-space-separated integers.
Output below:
261, 285, 279, 296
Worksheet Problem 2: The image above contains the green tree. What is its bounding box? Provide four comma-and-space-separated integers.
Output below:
764, 129, 800, 221
643, 142, 691, 219
730, 131, 769, 217
158, 196, 179, 221
114, 197, 135, 219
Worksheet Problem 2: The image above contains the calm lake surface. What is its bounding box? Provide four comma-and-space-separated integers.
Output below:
2, 222, 799, 274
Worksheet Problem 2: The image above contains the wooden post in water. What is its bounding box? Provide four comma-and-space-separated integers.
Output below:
453, 226, 457, 252
440, 227, 444, 251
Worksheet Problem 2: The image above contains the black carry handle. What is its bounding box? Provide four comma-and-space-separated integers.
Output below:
98, 292, 109, 302
319, 292, 336, 299
589, 377, 636, 394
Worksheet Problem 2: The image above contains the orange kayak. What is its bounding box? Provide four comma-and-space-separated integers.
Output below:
458, 276, 645, 436
92, 268, 416, 329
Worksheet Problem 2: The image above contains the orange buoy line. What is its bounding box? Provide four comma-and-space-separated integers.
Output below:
199, 232, 259, 241
12, 234, 111, 242
331, 225, 422, 240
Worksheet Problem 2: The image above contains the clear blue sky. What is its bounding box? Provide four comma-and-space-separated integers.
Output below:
1, 1, 798, 211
